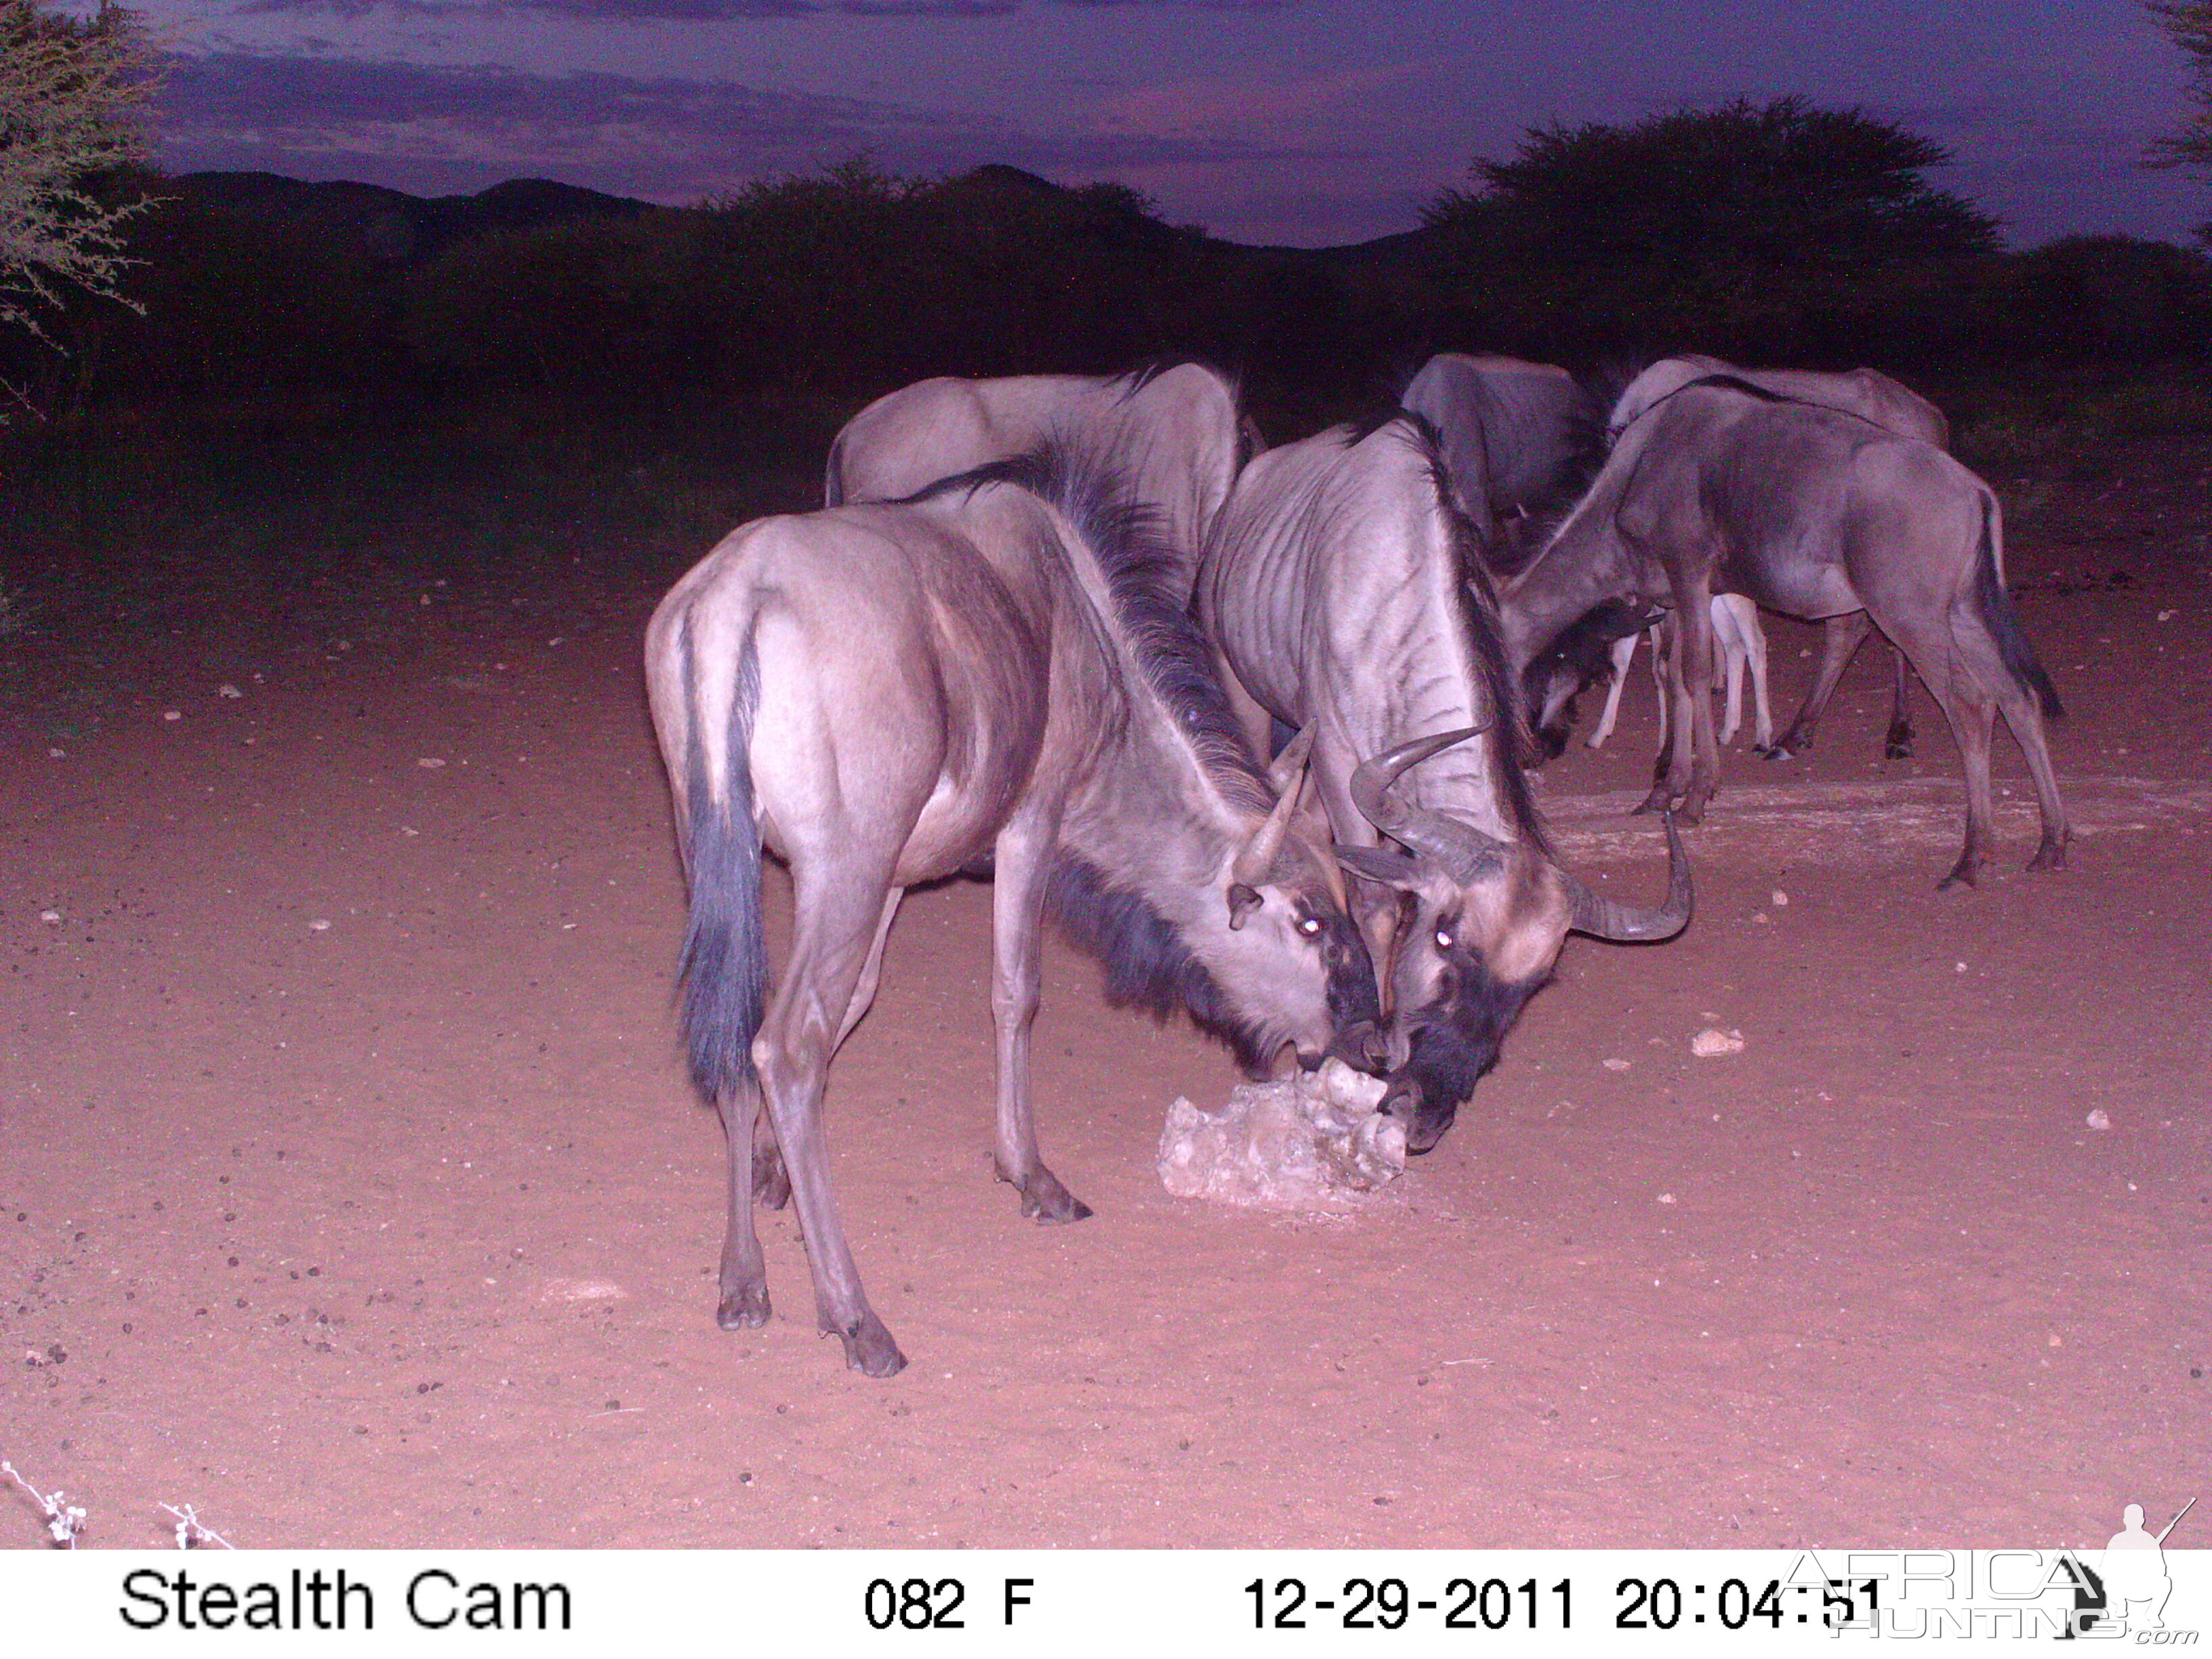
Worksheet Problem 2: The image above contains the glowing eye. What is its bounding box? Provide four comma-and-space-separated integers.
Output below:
1298, 916, 1322, 937
1435, 929, 1456, 950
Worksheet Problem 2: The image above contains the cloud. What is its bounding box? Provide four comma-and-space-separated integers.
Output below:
233, 0, 1278, 17
152, 51, 1347, 205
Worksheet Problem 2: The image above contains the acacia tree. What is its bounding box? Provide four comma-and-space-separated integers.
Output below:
2147, 1, 2212, 226
1422, 97, 2001, 360
0, 0, 158, 353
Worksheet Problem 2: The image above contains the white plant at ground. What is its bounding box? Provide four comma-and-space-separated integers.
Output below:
2, 1457, 87, 1549
159, 1501, 234, 1550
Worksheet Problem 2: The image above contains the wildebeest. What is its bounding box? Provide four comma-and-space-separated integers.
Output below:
1610, 354, 1952, 761
1400, 352, 1605, 554
645, 449, 1383, 1376
1580, 592, 1774, 755
1500, 377, 2068, 888
1198, 417, 1692, 1151
824, 362, 1252, 602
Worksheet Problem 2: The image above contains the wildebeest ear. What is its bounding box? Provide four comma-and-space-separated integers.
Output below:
1333, 843, 1422, 888
1227, 882, 1265, 930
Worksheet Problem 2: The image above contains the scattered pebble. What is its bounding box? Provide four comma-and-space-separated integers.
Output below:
218, 684, 243, 699
1750, 911, 1770, 924
1956, 961, 1968, 973
540, 1278, 627, 1305
2085, 1109, 2112, 1130
47, 747, 64, 759
1602, 1057, 1631, 1071
39, 910, 62, 926
1691, 1027, 1746, 1059
2048, 1333, 2064, 1348
1770, 889, 1789, 907
417, 758, 446, 769
162, 710, 180, 722
400, 826, 419, 837
309, 919, 332, 933
2157, 610, 2176, 622
1656, 1193, 1677, 1206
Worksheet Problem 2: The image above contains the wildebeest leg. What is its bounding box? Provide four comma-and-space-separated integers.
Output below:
1585, 632, 1638, 749
1767, 611, 1872, 758
1885, 647, 1916, 759
1647, 622, 1672, 778
1716, 610, 1746, 746
750, 1108, 788, 1210
1671, 577, 1723, 823
835, 888, 905, 1050
754, 859, 907, 1376
1954, 620, 2072, 874
1885, 623, 1995, 889
716, 1080, 773, 1328
987, 813, 1091, 1223
1745, 609, 1774, 752
753, 888, 903, 1213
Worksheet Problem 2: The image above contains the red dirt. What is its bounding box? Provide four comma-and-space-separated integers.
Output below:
3, 439, 2207, 1550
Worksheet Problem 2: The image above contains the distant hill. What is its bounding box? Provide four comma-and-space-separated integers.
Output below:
167, 172, 659, 263
163, 166, 1443, 276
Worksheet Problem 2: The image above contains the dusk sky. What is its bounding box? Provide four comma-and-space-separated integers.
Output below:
106, 0, 2212, 247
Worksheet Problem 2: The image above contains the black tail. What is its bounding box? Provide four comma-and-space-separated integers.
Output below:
678, 619, 771, 1100
1969, 493, 2064, 720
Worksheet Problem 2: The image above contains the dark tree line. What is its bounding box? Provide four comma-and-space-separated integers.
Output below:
3, 100, 2207, 474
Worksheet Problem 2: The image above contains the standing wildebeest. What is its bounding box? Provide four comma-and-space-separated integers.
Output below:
1500, 378, 2068, 889
1199, 417, 1692, 1152
1580, 592, 1774, 754
1400, 353, 1605, 554
646, 450, 1383, 1377
824, 363, 1252, 602
1610, 354, 1953, 761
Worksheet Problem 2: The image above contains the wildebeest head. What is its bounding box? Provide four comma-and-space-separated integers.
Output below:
1336, 729, 1691, 1151
1520, 596, 1665, 761
1187, 724, 1390, 1076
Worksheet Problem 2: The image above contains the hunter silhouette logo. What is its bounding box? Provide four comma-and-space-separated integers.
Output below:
2097, 1497, 2194, 1635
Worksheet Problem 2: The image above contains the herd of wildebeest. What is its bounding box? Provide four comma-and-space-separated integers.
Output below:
642, 353, 2071, 1376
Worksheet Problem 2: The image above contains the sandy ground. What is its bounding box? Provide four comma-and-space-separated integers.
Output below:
2, 438, 2207, 1550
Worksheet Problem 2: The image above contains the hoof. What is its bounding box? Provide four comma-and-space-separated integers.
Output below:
835, 1311, 907, 1378
752, 1155, 791, 1210
1008, 1166, 1092, 1225
717, 1284, 771, 1330
1673, 793, 1709, 828
1631, 786, 1674, 817
2026, 836, 2070, 873
1884, 743, 1912, 761
1936, 861, 1980, 893
1758, 744, 1792, 761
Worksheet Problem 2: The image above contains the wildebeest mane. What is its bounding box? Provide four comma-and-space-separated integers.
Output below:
1029, 442, 1277, 813
1399, 415, 1553, 857
1042, 855, 1275, 1073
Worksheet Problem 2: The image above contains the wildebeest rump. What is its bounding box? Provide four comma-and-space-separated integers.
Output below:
645, 450, 1382, 1376
1501, 379, 2069, 888
824, 363, 1252, 603
1198, 417, 1692, 1152
1609, 354, 1950, 760
1400, 352, 1607, 562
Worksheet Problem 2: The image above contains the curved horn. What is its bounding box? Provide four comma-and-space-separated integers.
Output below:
1231, 723, 1316, 887
1349, 726, 1510, 877
1264, 720, 1317, 802
1561, 811, 1694, 942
